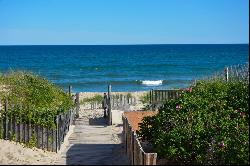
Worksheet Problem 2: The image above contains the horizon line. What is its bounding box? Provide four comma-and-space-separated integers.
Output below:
0, 43, 249, 46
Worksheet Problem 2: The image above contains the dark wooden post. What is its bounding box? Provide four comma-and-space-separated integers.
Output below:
149, 90, 152, 104
108, 84, 112, 125
225, 67, 229, 82
68, 85, 72, 96
75, 93, 80, 118
4, 99, 8, 140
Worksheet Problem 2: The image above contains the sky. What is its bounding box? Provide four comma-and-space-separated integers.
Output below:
0, 0, 249, 45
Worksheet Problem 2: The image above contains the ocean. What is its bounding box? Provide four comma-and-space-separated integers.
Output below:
0, 44, 248, 92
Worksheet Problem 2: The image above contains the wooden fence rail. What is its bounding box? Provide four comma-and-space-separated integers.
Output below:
104, 84, 138, 125
122, 115, 157, 165
149, 89, 180, 109
0, 95, 78, 152
110, 94, 137, 110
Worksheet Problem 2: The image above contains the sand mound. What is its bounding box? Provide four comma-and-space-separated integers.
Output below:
0, 139, 64, 165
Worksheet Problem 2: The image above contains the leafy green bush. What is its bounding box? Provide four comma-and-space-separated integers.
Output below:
0, 71, 74, 129
137, 79, 249, 165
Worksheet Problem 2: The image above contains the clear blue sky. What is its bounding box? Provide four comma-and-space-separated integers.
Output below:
0, 0, 249, 45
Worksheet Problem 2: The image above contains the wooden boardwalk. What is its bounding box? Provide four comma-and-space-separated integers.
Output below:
59, 111, 129, 165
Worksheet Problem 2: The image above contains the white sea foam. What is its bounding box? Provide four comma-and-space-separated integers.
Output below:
141, 80, 163, 86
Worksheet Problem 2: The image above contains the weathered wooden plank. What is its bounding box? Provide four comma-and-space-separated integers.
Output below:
19, 123, 24, 143
53, 129, 57, 152
125, 118, 129, 155
47, 128, 52, 151
25, 123, 29, 144
134, 133, 140, 165
15, 122, 19, 142
4, 100, 8, 140
143, 153, 157, 165
28, 121, 32, 144
75, 93, 80, 118
35, 125, 39, 148
158, 90, 161, 102
149, 153, 157, 165
139, 148, 144, 165
56, 116, 59, 152
9, 111, 12, 140
38, 126, 43, 149
127, 122, 130, 157
154, 90, 158, 103
164, 90, 167, 101
130, 125, 133, 165
11, 116, 16, 141
41, 127, 45, 150
127, 124, 131, 163
0, 116, 3, 139
149, 90, 152, 104
161, 90, 163, 102
133, 133, 137, 165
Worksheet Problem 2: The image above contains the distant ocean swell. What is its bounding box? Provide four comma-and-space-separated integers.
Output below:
138, 80, 164, 86
56, 79, 191, 86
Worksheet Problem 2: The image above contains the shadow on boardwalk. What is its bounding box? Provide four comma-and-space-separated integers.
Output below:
89, 117, 108, 126
64, 115, 129, 165
66, 144, 124, 165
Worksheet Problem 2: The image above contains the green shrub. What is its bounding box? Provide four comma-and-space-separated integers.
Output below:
0, 71, 74, 129
137, 79, 249, 165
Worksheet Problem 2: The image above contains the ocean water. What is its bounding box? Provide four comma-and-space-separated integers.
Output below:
0, 44, 248, 92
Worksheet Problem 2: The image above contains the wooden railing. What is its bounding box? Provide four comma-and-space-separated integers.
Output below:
110, 94, 136, 110
104, 84, 137, 125
122, 115, 157, 165
0, 93, 79, 152
149, 89, 180, 109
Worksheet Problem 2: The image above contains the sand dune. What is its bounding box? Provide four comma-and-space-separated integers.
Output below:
0, 139, 64, 165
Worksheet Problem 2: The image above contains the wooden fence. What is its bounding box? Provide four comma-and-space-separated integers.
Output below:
200, 63, 249, 82
122, 115, 157, 165
0, 93, 79, 152
149, 89, 180, 109
110, 94, 137, 110
104, 84, 138, 125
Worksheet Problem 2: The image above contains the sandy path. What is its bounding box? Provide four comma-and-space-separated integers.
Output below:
58, 108, 129, 165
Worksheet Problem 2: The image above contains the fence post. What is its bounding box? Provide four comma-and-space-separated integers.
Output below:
75, 93, 80, 118
108, 84, 112, 125
68, 85, 72, 96
225, 67, 229, 82
4, 99, 8, 140
56, 116, 59, 152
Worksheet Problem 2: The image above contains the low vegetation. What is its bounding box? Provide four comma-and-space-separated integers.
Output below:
80, 94, 103, 104
0, 71, 74, 129
137, 78, 249, 165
